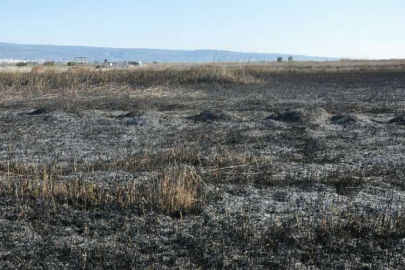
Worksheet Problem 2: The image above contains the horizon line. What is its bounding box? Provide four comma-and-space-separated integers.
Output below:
0, 41, 340, 59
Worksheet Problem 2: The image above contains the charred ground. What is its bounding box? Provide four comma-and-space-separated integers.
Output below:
1, 65, 405, 269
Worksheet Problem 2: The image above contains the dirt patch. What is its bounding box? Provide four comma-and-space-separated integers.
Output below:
266, 107, 330, 124
186, 110, 232, 122
388, 115, 405, 125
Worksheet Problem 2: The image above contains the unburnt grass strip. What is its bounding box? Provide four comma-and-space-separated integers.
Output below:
0, 165, 205, 217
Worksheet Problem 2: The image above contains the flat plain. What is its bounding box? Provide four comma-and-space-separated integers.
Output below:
1, 62, 405, 269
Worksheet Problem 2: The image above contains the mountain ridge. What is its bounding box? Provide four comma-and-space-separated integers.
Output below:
0, 42, 339, 63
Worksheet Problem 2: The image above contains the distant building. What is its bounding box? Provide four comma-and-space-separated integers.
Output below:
116, 61, 143, 68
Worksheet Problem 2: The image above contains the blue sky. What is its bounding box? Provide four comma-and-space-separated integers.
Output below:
1, 0, 404, 59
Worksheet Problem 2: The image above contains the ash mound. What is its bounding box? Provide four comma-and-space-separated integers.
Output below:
330, 114, 359, 125
266, 107, 330, 124
388, 115, 405, 125
115, 111, 142, 119
186, 111, 232, 122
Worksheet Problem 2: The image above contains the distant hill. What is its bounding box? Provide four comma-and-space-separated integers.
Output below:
0, 42, 339, 63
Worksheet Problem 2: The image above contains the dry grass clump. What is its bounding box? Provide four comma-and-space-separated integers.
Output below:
96, 146, 202, 173
0, 164, 203, 216
105, 146, 250, 174
1, 166, 123, 209
0, 161, 42, 176
205, 146, 252, 169
2, 145, 249, 179
150, 166, 203, 216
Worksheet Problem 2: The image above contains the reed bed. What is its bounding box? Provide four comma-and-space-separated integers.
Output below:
0, 65, 261, 93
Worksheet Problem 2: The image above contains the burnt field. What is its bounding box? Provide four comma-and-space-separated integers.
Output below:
1, 65, 405, 269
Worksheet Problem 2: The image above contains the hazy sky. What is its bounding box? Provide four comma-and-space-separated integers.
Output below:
1, 0, 404, 59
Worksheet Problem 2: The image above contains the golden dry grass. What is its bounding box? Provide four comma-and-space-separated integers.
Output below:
30, 66, 45, 74
152, 166, 202, 215
1, 162, 204, 216
1, 61, 405, 96
0, 65, 261, 94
